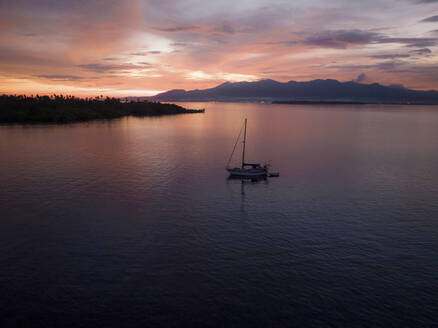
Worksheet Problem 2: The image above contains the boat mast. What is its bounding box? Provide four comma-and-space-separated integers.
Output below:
241, 118, 247, 169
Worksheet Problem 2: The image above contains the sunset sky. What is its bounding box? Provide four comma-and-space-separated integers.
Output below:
1, 0, 438, 96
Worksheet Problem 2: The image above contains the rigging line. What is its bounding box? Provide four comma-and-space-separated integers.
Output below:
226, 120, 245, 168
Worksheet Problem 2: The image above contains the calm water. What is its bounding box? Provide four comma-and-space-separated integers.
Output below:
1, 103, 438, 327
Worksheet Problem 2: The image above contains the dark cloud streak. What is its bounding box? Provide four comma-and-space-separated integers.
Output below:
34, 74, 86, 81
354, 73, 367, 82
421, 15, 438, 22
303, 30, 438, 48
78, 63, 153, 73
370, 54, 410, 59
153, 25, 199, 33
329, 61, 404, 71
410, 48, 432, 55
413, 0, 438, 3
304, 30, 378, 48
379, 37, 438, 47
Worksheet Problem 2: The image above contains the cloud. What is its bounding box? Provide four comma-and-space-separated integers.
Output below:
354, 73, 367, 82
421, 15, 438, 22
78, 63, 152, 73
409, 48, 432, 55
302, 29, 438, 49
265, 40, 298, 46
130, 51, 161, 56
213, 23, 237, 35
370, 54, 410, 59
170, 42, 188, 47
378, 37, 438, 47
381, 65, 438, 85
304, 30, 378, 48
0, 46, 62, 67
153, 26, 199, 33
152, 22, 247, 38
210, 22, 248, 35
130, 52, 148, 56
34, 74, 86, 81
329, 61, 404, 71
375, 61, 401, 70
185, 70, 257, 82
2, 0, 438, 94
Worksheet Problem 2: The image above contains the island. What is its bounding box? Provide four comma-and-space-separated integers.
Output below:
0, 95, 204, 124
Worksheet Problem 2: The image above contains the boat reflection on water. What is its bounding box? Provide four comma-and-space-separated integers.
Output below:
227, 175, 268, 183
226, 175, 268, 196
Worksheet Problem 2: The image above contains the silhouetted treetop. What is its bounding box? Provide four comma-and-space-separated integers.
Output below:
0, 95, 204, 124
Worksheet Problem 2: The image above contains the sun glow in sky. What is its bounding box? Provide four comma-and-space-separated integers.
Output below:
1, 0, 438, 96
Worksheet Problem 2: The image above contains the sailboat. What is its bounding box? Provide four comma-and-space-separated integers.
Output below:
226, 118, 269, 178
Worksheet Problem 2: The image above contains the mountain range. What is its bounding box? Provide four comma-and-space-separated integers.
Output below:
146, 79, 438, 104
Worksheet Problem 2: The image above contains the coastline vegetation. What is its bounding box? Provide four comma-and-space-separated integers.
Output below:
272, 100, 438, 105
0, 94, 204, 124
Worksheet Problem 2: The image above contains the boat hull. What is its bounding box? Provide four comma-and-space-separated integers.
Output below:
226, 168, 267, 177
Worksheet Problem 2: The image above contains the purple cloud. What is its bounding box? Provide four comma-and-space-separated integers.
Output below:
410, 48, 432, 55
35, 74, 86, 81
304, 30, 378, 48
130, 51, 161, 56
421, 15, 438, 22
330, 61, 404, 71
354, 73, 367, 82
370, 54, 410, 59
130, 52, 148, 56
154, 26, 199, 33
265, 40, 298, 46
78, 63, 152, 73
170, 42, 188, 47
302, 29, 438, 49
378, 37, 438, 47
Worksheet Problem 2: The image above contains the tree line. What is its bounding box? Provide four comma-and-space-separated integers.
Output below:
0, 94, 204, 124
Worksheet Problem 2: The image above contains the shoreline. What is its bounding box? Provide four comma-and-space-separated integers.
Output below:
272, 100, 438, 105
151, 99, 438, 105
0, 95, 204, 124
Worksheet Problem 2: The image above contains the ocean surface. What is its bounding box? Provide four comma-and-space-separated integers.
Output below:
1, 102, 438, 327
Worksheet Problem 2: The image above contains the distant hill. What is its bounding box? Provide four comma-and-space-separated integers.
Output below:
145, 79, 438, 104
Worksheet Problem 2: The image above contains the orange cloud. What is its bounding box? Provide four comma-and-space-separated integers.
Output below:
0, 0, 438, 96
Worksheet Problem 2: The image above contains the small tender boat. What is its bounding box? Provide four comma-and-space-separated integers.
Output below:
226, 118, 270, 178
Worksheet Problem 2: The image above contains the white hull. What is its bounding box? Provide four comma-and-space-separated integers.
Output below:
226, 168, 267, 177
